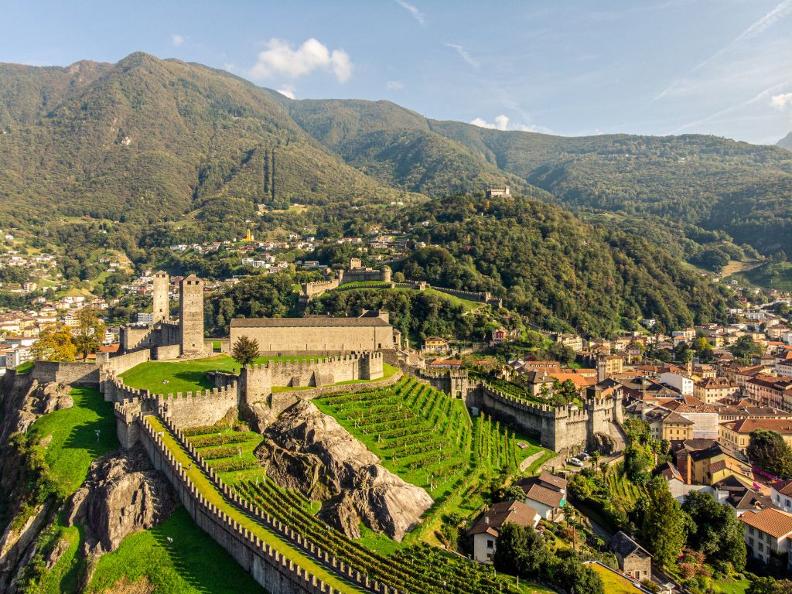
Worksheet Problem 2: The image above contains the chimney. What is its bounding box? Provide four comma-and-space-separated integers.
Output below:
484, 516, 489, 525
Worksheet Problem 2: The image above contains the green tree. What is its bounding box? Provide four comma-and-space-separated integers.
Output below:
231, 336, 260, 367
551, 557, 604, 594
747, 429, 792, 478
633, 477, 688, 567
73, 307, 106, 361
31, 323, 77, 362
729, 335, 762, 363
682, 490, 746, 570
493, 523, 549, 577
747, 577, 792, 594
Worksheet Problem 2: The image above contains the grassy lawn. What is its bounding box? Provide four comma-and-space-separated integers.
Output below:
87, 507, 264, 594
121, 357, 398, 395
711, 576, 750, 594
590, 563, 642, 593
28, 387, 118, 495
146, 416, 362, 593
423, 287, 481, 311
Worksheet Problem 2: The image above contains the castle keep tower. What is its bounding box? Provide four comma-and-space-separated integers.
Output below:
152, 271, 170, 324
179, 274, 205, 357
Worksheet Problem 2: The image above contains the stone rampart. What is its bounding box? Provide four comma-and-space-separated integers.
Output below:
30, 361, 100, 386
136, 415, 355, 594
473, 384, 623, 453
154, 344, 182, 360
242, 353, 384, 405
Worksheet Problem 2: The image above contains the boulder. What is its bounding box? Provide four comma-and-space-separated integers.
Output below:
67, 444, 176, 555
257, 400, 432, 540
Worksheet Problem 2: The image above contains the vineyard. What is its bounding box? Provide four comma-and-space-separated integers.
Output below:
181, 417, 545, 593
313, 376, 545, 541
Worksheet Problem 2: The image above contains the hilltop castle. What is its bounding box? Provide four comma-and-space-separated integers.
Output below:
119, 271, 400, 360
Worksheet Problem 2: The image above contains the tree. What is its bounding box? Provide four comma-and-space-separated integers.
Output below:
73, 307, 106, 361
493, 523, 549, 577
633, 477, 688, 567
747, 429, 792, 478
551, 557, 604, 594
729, 335, 762, 363
31, 323, 77, 362
231, 336, 260, 367
682, 490, 746, 570
747, 577, 792, 594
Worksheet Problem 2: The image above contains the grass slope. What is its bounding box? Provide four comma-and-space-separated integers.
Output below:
28, 386, 117, 495
88, 507, 264, 594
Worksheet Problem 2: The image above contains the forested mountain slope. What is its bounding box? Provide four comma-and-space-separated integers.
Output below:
287, 98, 792, 257
0, 53, 417, 238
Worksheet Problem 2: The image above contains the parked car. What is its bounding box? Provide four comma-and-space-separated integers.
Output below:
568, 458, 584, 467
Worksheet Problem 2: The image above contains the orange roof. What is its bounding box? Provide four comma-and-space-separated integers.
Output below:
741, 508, 792, 539
726, 418, 792, 435
98, 343, 120, 353
548, 372, 596, 390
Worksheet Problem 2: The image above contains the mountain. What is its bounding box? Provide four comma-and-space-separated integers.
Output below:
397, 195, 731, 336
780, 132, 792, 150
286, 99, 792, 258
0, 53, 422, 238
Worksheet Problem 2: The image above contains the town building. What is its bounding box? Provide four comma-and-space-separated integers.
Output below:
694, 377, 739, 404
610, 531, 652, 583
740, 508, 792, 568
720, 418, 792, 454
467, 501, 540, 563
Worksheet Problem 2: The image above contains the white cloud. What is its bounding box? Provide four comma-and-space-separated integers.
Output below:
386, 80, 404, 91
771, 92, 792, 110
470, 115, 510, 131
395, 0, 425, 26
277, 85, 296, 100
250, 38, 352, 82
445, 43, 478, 69
470, 114, 551, 134
171, 34, 185, 47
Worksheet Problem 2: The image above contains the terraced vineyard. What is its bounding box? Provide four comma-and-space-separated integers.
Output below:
181, 420, 539, 594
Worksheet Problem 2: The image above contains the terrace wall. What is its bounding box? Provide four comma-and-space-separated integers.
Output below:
136, 416, 349, 594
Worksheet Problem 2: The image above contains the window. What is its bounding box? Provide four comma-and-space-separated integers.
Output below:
486, 539, 494, 549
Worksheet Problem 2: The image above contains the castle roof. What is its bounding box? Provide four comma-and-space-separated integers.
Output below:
230, 316, 390, 328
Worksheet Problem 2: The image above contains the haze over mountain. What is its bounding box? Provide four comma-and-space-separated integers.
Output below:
779, 132, 792, 151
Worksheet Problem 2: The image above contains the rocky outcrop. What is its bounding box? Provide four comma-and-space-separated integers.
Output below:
257, 400, 432, 540
0, 374, 72, 443
67, 444, 176, 555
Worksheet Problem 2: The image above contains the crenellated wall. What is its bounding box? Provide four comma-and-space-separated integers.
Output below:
241, 353, 384, 405
471, 384, 624, 453
135, 414, 356, 594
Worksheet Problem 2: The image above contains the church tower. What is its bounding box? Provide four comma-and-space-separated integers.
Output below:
152, 271, 169, 324
179, 275, 205, 357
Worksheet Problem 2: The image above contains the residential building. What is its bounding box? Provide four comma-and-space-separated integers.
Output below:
740, 508, 792, 568
467, 501, 540, 563
746, 374, 792, 410
771, 480, 792, 514
694, 377, 739, 404
610, 531, 652, 582
421, 336, 449, 355
516, 472, 567, 521
720, 418, 792, 454
659, 371, 694, 396
674, 440, 753, 486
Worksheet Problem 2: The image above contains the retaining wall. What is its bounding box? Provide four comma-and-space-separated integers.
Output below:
31, 361, 99, 386
154, 344, 182, 360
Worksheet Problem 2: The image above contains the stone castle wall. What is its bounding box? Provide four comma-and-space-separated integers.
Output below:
230, 325, 395, 354
242, 353, 384, 405
30, 361, 99, 386
470, 384, 623, 453
135, 414, 353, 594
339, 267, 392, 284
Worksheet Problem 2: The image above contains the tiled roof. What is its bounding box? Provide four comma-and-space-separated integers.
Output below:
538, 471, 567, 490
523, 483, 564, 508
740, 508, 792, 539
727, 418, 792, 435
467, 501, 539, 536
777, 480, 792, 497
610, 531, 651, 559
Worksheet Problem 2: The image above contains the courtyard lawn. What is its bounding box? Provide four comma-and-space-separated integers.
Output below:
87, 507, 264, 594
590, 563, 642, 593
712, 576, 750, 594
120, 357, 398, 395
28, 386, 118, 495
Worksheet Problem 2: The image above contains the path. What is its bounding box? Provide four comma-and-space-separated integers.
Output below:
519, 450, 547, 472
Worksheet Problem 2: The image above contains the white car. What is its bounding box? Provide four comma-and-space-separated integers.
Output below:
568, 458, 584, 467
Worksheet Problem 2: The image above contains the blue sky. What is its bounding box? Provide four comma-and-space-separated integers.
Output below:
3, 0, 791, 144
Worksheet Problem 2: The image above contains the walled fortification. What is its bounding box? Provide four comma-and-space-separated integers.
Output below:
469, 384, 624, 453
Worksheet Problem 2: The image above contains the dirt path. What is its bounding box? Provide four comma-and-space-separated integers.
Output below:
519, 450, 548, 472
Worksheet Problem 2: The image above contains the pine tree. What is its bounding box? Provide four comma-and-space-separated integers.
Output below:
232, 336, 261, 367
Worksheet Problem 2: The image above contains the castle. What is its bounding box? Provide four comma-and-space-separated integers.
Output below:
120, 272, 205, 358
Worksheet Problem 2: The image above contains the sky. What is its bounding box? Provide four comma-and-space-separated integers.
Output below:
2, 0, 792, 144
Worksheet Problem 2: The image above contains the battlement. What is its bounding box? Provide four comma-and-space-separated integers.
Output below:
244, 351, 383, 373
